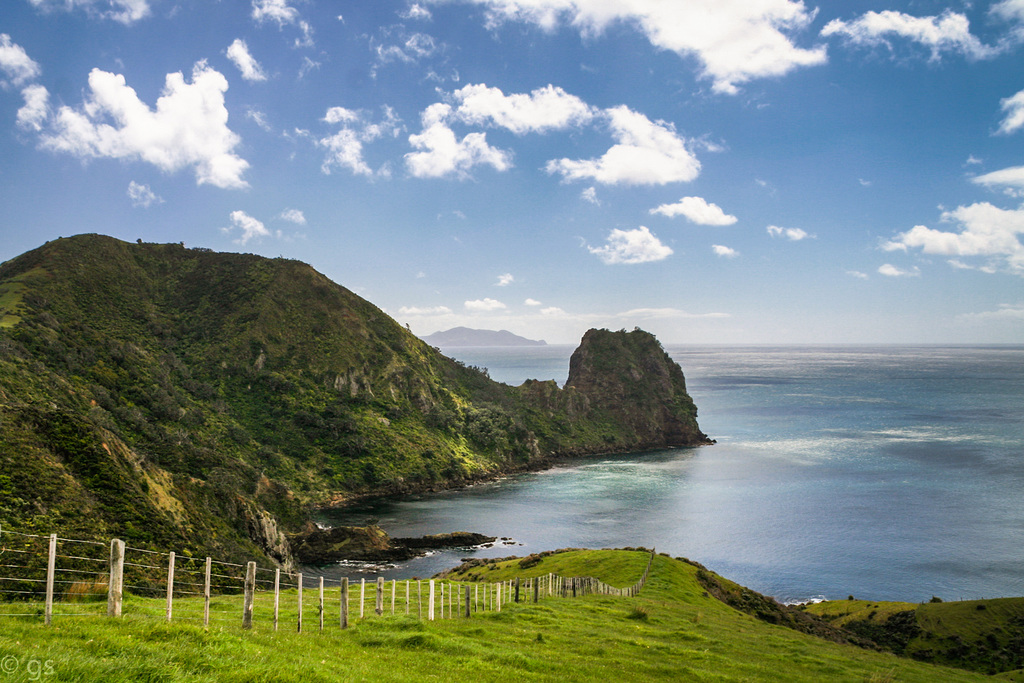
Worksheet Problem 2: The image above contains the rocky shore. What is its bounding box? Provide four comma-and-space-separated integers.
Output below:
289, 523, 495, 565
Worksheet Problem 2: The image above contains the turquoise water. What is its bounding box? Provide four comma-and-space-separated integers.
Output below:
317, 345, 1024, 603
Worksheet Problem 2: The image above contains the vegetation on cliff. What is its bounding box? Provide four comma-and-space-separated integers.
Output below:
0, 234, 710, 566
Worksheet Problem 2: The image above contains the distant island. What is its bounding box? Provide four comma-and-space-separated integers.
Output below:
420, 326, 547, 347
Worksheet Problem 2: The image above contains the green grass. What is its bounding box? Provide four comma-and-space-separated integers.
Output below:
0, 550, 1008, 682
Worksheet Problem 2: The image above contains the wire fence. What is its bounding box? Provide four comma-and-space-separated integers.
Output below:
0, 524, 655, 632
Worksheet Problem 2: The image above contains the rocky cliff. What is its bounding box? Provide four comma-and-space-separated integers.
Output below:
0, 235, 710, 567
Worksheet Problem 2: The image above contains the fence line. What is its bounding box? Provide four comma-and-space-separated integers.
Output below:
0, 524, 655, 632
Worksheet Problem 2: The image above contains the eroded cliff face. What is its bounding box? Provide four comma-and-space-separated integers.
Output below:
565, 328, 712, 449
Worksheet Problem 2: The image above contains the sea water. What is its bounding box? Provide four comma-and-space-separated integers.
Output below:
316, 345, 1024, 603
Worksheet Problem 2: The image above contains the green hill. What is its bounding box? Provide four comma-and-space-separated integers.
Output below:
1, 550, 1014, 682
0, 235, 710, 566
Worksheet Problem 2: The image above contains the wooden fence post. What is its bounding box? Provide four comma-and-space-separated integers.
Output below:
107, 538, 125, 618
242, 561, 256, 629
417, 580, 422, 619
496, 581, 501, 612
203, 557, 212, 627
44, 533, 56, 626
376, 577, 384, 616
534, 576, 539, 603
165, 551, 175, 623
273, 568, 280, 631
391, 579, 396, 615
428, 580, 435, 621
297, 572, 303, 633
340, 577, 349, 629
515, 577, 520, 603
319, 576, 325, 632
465, 584, 471, 618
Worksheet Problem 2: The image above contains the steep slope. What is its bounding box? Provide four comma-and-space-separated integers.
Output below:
0, 235, 710, 566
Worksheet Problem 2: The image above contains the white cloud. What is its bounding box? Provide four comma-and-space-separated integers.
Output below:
252, 0, 299, 26
524, 298, 542, 306
821, 10, 1000, 61
588, 226, 673, 265
973, 165, 1024, 196
878, 263, 920, 277
27, 0, 150, 24
226, 39, 267, 82
452, 83, 595, 134
712, 244, 738, 258
883, 202, 1024, 274
619, 307, 730, 320
547, 105, 699, 186
405, 103, 512, 178
651, 196, 737, 225
373, 32, 438, 70
279, 208, 306, 224
465, 297, 507, 311
496, 273, 514, 286
997, 89, 1024, 135
767, 225, 812, 240
450, 0, 826, 94
960, 303, 1024, 321
541, 306, 565, 316
225, 210, 270, 245
402, 3, 433, 20
581, 187, 600, 205
398, 305, 453, 315
16, 84, 49, 132
991, 0, 1024, 25
846, 270, 869, 279
127, 181, 162, 208
319, 106, 401, 177
0, 35, 42, 88
38, 61, 249, 189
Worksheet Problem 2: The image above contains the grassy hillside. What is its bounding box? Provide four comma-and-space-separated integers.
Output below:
0, 235, 710, 566
807, 596, 1024, 675
0, 550, 1011, 682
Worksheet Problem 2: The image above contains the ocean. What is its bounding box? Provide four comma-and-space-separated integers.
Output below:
316, 345, 1024, 604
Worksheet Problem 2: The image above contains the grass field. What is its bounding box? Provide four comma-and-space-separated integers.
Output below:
1, 550, 1019, 682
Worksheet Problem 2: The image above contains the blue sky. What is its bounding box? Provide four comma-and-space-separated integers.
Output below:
1, 0, 1023, 344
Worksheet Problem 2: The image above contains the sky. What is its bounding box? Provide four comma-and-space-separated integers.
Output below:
1, 0, 1023, 344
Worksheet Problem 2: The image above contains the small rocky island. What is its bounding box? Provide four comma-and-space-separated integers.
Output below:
290, 524, 495, 565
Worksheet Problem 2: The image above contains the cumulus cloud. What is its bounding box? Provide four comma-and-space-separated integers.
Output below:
883, 202, 1024, 274
252, 0, 299, 26
27, 0, 150, 24
452, 83, 595, 134
448, 0, 826, 94
0, 34, 42, 88
38, 61, 249, 189
127, 181, 162, 208
997, 89, 1024, 135
712, 244, 738, 258
224, 210, 270, 244
581, 187, 600, 205
373, 31, 437, 71
320, 105, 401, 177
465, 297, 507, 311
226, 39, 267, 82
651, 196, 737, 225
279, 208, 306, 224
767, 225, 812, 240
405, 103, 512, 179
821, 10, 1000, 60
846, 270, 869, 279
588, 226, 672, 265
524, 298, 542, 306
547, 106, 699, 186
496, 273, 514, 286
878, 263, 920, 277
16, 84, 49, 132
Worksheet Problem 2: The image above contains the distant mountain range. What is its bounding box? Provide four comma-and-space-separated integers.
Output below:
420, 327, 547, 347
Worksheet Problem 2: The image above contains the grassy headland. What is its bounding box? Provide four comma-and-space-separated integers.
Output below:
1, 550, 1017, 682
